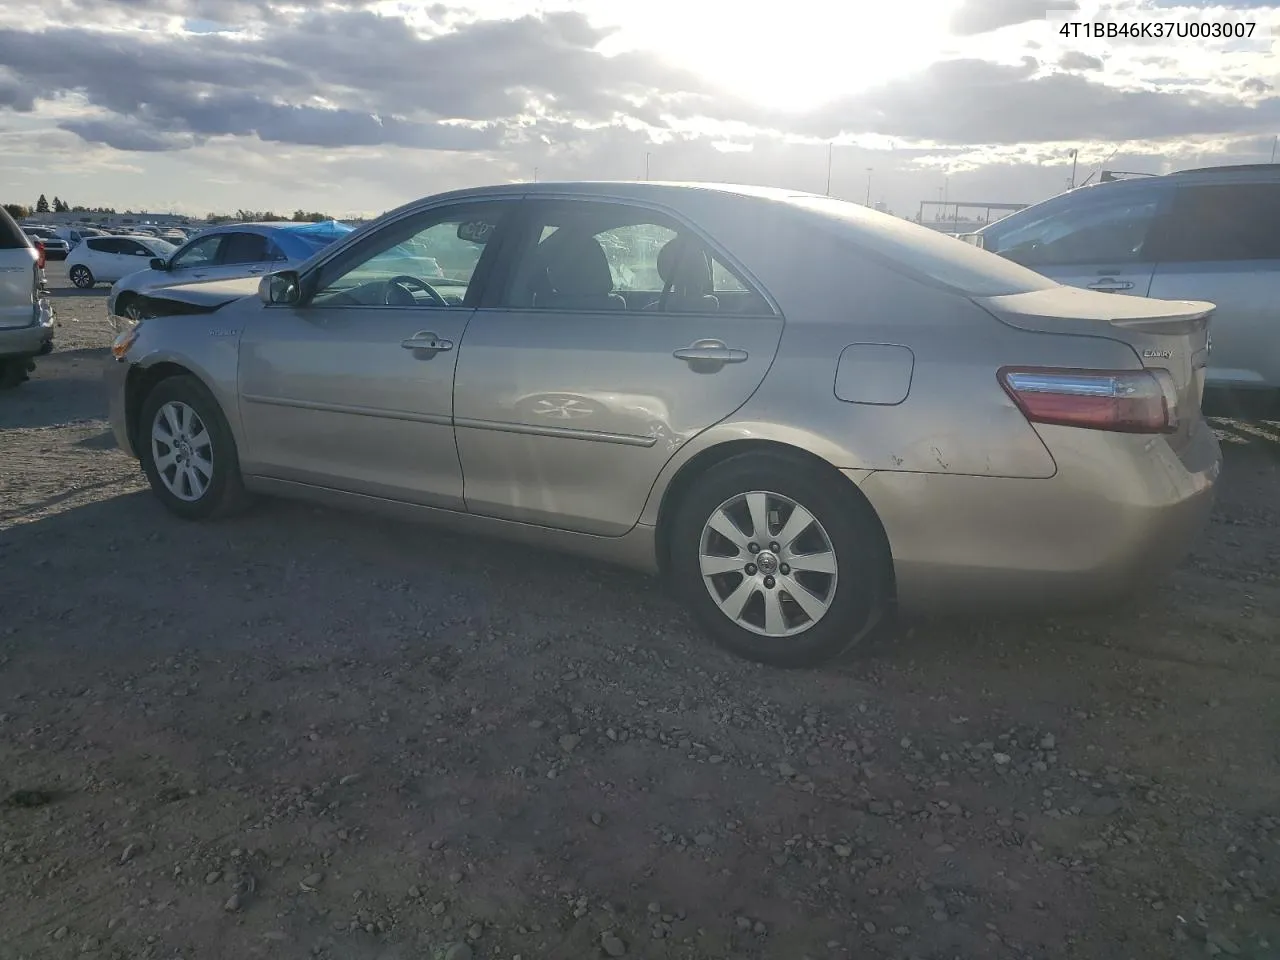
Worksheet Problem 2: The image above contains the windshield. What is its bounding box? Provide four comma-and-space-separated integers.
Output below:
785, 194, 1056, 297
143, 238, 178, 256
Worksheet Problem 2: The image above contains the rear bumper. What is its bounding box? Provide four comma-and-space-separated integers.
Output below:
857, 418, 1221, 614
0, 300, 55, 359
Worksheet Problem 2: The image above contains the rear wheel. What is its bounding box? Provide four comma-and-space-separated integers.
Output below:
670, 453, 889, 667
138, 375, 251, 520
69, 264, 94, 288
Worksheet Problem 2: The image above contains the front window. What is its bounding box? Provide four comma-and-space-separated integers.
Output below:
981, 194, 1164, 268
309, 203, 506, 308
171, 235, 223, 270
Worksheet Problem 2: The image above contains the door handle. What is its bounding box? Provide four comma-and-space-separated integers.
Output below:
400, 332, 454, 353
247, 266, 266, 274
1087, 278, 1133, 292
673, 339, 749, 366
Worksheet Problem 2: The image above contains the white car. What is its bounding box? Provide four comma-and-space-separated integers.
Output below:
65, 235, 178, 289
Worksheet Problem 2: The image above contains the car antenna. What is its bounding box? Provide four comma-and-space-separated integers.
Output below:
1077, 146, 1120, 188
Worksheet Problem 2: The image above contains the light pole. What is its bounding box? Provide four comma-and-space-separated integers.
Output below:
865, 167, 873, 206
645, 152, 651, 181
825, 143, 833, 196
1069, 148, 1078, 189
533, 166, 538, 183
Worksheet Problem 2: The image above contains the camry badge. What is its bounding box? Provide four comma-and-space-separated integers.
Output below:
1142, 348, 1172, 359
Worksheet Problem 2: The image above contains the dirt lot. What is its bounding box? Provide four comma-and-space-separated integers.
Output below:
1, 266, 1278, 960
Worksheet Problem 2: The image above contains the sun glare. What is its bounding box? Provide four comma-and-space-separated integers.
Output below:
593, 0, 961, 111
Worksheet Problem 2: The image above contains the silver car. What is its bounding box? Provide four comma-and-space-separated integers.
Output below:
106, 182, 1220, 667
971, 163, 1280, 394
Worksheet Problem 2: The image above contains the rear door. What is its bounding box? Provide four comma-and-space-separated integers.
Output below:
1145, 180, 1280, 390
452, 197, 783, 536
982, 182, 1169, 298
109, 237, 159, 281
211, 231, 282, 282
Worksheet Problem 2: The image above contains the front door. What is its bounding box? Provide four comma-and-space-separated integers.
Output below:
237, 199, 514, 507
453, 197, 784, 536
983, 183, 1169, 299
166, 233, 226, 282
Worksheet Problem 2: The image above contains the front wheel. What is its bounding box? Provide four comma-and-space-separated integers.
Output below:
69, 265, 94, 288
138, 375, 251, 520
670, 454, 889, 668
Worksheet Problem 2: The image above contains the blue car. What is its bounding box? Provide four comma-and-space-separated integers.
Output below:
107, 220, 354, 320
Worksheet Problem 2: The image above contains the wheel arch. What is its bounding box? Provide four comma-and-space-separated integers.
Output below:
653, 439, 896, 601
124, 361, 207, 455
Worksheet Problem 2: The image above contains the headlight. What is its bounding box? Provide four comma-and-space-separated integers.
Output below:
110, 323, 142, 360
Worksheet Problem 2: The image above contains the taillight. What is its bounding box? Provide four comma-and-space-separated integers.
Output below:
35, 241, 46, 270
999, 367, 1176, 434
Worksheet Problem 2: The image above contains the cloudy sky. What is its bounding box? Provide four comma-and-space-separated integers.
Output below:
1, 0, 1277, 218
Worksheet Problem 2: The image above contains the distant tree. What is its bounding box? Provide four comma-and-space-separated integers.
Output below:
52, 196, 69, 213
35, 194, 49, 214
69, 205, 116, 214
291, 209, 330, 223
3, 203, 30, 219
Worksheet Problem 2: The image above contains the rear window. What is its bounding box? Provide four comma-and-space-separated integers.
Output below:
785, 195, 1056, 297
0, 208, 31, 250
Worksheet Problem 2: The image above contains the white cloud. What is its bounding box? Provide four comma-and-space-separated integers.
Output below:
0, 0, 1277, 218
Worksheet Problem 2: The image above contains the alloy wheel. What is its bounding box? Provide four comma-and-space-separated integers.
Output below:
150, 401, 214, 502
698, 490, 839, 638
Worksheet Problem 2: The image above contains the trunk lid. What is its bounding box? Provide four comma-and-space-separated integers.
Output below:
976, 285, 1213, 448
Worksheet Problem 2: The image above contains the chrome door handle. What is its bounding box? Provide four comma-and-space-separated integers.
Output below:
400, 332, 454, 352
1087, 278, 1133, 292
673, 340, 749, 364
247, 266, 266, 274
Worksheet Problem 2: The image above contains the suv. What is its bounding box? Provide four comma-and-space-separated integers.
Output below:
972, 164, 1280, 394
0, 208, 55, 388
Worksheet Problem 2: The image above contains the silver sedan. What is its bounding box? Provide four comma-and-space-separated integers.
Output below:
105, 182, 1220, 666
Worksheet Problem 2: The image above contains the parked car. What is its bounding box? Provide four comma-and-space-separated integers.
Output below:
105, 182, 1220, 667
0, 208, 54, 388
107, 221, 353, 321
22, 226, 70, 260
64, 234, 178, 289
968, 163, 1280, 395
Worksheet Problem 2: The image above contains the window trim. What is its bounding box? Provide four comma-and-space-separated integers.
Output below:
297, 197, 519, 311
481, 194, 781, 318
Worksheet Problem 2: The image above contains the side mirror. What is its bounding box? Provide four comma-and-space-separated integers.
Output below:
260, 270, 301, 305
150, 258, 168, 271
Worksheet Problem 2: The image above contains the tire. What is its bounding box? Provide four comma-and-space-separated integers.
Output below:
0, 358, 33, 390
137, 374, 251, 520
670, 453, 889, 668
69, 264, 94, 288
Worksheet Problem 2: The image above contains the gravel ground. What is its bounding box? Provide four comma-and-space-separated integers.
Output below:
1, 264, 1278, 960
